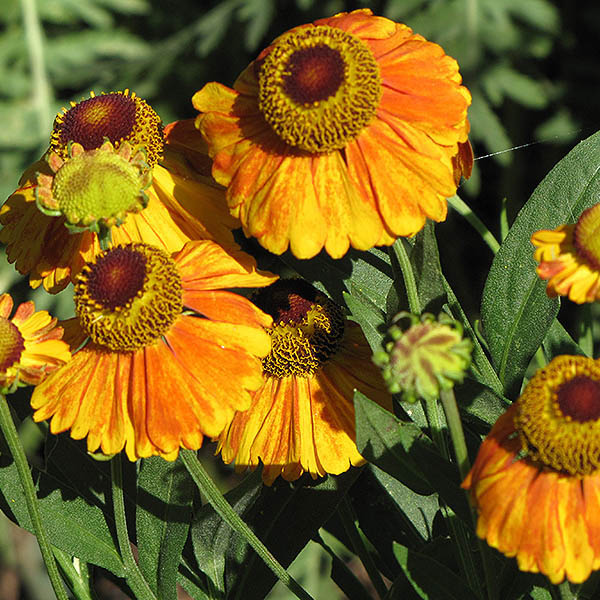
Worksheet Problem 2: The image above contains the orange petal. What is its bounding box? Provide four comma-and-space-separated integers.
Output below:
318, 9, 396, 41
176, 239, 277, 290
182, 289, 272, 331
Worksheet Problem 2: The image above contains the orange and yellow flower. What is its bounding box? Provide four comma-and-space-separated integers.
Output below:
462, 355, 600, 584
532, 203, 600, 303
217, 279, 392, 485
30, 240, 277, 461
193, 9, 472, 259
0, 91, 238, 293
0, 294, 70, 392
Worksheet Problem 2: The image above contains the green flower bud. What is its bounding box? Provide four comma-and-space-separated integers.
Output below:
373, 312, 472, 402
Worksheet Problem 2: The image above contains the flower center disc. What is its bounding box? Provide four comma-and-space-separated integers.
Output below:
74, 243, 182, 351
284, 46, 345, 104
515, 355, 600, 475
557, 376, 600, 422
258, 25, 381, 153
52, 149, 147, 227
0, 317, 25, 374
574, 203, 600, 271
50, 91, 164, 167
254, 279, 345, 377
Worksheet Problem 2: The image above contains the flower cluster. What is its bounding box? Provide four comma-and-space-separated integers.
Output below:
5, 6, 600, 593
461, 198, 600, 584
0, 9, 470, 482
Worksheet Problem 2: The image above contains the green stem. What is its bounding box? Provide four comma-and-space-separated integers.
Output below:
556, 580, 574, 600
439, 389, 470, 480
423, 397, 482, 597
110, 455, 157, 600
422, 397, 449, 460
53, 548, 98, 600
448, 195, 500, 255
19, 0, 53, 136
0, 396, 68, 600
439, 389, 498, 600
97, 224, 112, 251
338, 496, 388, 599
391, 238, 421, 315
180, 449, 314, 600
499, 197, 510, 242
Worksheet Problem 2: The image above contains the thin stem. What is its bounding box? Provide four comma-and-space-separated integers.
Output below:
97, 225, 112, 251
338, 496, 388, 599
439, 389, 498, 600
448, 195, 500, 255
53, 548, 98, 600
110, 455, 157, 600
180, 449, 314, 600
20, 0, 53, 136
499, 197, 510, 242
422, 397, 450, 460
0, 396, 68, 600
439, 389, 470, 480
556, 580, 574, 600
391, 238, 421, 315
423, 397, 482, 597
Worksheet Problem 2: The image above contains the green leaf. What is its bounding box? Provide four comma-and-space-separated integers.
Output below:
442, 275, 504, 397
238, 0, 275, 51
282, 247, 393, 311
409, 222, 447, 314
194, 1, 238, 57
191, 468, 358, 600
370, 465, 438, 543
191, 470, 263, 597
316, 533, 373, 600
529, 586, 553, 600
354, 391, 470, 523
0, 435, 125, 576
481, 129, 600, 398
354, 392, 431, 495
46, 31, 150, 87
483, 65, 549, 109
542, 318, 586, 361
392, 542, 479, 600
503, 0, 560, 34
136, 456, 194, 600
455, 379, 509, 428
177, 561, 210, 600
227, 470, 358, 599
343, 290, 386, 353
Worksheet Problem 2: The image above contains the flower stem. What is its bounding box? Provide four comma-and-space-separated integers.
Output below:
448, 195, 500, 255
439, 389, 470, 480
180, 449, 314, 600
53, 548, 98, 600
422, 397, 480, 596
439, 388, 498, 600
110, 455, 157, 600
0, 396, 68, 600
391, 238, 421, 315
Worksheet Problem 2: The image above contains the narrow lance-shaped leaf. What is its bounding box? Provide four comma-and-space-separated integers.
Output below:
481, 130, 600, 398
136, 456, 194, 600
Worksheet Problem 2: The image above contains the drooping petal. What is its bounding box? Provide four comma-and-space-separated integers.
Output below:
193, 9, 471, 259
216, 290, 392, 485
176, 238, 277, 291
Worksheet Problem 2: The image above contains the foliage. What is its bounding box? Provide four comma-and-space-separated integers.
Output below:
1, 0, 600, 599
